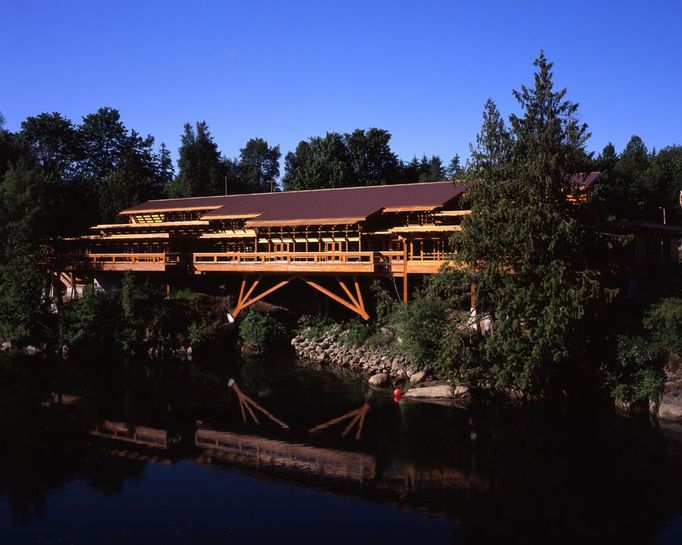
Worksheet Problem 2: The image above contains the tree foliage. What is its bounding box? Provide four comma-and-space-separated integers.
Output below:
238, 309, 287, 353
593, 137, 682, 224
170, 121, 227, 197
283, 128, 403, 190
0, 161, 52, 344
454, 52, 608, 392
237, 137, 281, 192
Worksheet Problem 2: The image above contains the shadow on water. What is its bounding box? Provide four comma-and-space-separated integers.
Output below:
1, 351, 682, 544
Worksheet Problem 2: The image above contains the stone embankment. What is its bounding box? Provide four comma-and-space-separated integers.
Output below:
291, 327, 428, 386
291, 326, 471, 401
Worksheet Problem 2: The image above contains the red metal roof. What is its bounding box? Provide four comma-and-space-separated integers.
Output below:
121, 181, 465, 225
570, 172, 602, 188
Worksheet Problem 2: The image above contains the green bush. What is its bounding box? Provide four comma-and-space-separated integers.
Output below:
643, 297, 682, 353
59, 287, 121, 354
239, 310, 287, 353
392, 271, 474, 369
606, 335, 665, 403
187, 321, 205, 347
341, 318, 372, 347
301, 315, 337, 340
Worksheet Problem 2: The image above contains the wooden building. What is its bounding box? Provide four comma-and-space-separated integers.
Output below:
58, 181, 468, 318
56, 174, 680, 318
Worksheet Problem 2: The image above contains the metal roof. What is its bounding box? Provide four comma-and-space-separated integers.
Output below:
121, 181, 465, 225
570, 172, 602, 188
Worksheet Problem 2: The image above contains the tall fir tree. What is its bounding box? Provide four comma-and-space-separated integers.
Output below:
456, 52, 607, 392
170, 122, 227, 196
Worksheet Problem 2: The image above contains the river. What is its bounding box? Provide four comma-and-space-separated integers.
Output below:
1, 352, 681, 544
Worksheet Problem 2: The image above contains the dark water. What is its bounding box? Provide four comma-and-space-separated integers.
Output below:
1, 353, 682, 545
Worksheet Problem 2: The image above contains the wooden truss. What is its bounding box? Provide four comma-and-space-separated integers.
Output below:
228, 379, 289, 430
309, 403, 370, 440
231, 275, 369, 320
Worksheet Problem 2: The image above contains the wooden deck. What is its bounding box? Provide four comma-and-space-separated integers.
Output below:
193, 251, 377, 273
63, 250, 448, 276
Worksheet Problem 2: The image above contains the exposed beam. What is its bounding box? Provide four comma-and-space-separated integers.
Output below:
243, 278, 292, 307
302, 278, 369, 320
232, 276, 292, 318
336, 276, 360, 308
353, 277, 365, 316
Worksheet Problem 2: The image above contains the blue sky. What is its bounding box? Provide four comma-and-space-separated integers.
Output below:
1, 0, 680, 170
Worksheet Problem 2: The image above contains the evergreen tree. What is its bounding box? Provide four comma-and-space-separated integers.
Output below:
157, 143, 175, 190
446, 154, 463, 180
238, 137, 281, 192
417, 155, 445, 182
468, 99, 513, 178
649, 145, 682, 224
456, 52, 607, 392
170, 122, 227, 196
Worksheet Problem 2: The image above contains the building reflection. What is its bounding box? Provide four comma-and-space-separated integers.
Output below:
2, 364, 682, 545
86, 418, 490, 509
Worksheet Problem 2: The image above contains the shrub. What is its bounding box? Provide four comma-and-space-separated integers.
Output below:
643, 297, 682, 353
606, 335, 665, 403
392, 271, 473, 369
59, 287, 121, 354
341, 318, 372, 347
301, 315, 337, 340
187, 321, 205, 347
239, 310, 287, 353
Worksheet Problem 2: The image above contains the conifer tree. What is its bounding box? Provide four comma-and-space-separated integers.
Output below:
456, 52, 607, 392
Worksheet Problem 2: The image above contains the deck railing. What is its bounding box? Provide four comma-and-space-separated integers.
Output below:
61, 250, 447, 271
87, 253, 168, 265
193, 251, 376, 265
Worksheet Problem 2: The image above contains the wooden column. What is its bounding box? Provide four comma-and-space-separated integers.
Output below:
402, 238, 408, 304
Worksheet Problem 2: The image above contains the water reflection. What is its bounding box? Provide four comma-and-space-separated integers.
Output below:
1, 354, 682, 544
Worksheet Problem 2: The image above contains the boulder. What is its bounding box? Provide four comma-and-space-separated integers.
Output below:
394, 368, 408, 380
368, 373, 389, 387
409, 370, 427, 384
658, 379, 682, 421
0, 341, 11, 351
22, 345, 40, 355
404, 384, 468, 399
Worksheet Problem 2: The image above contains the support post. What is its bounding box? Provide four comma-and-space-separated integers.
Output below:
402, 238, 408, 304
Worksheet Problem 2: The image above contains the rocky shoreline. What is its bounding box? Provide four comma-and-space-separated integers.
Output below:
291, 326, 682, 418
290, 325, 461, 396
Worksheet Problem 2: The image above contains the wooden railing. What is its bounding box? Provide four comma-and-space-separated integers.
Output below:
61, 250, 448, 273
87, 253, 168, 265
193, 251, 376, 265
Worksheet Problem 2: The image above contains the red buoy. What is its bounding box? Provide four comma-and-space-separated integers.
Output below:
393, 388, 402, 402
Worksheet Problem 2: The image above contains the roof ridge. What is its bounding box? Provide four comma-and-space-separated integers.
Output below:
141, 180, 459, 204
